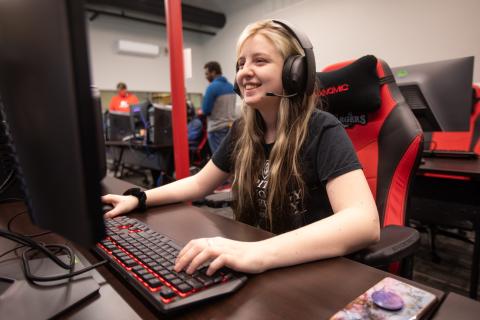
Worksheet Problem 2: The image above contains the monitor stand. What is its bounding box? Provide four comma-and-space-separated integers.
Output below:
0, 254, 99, 319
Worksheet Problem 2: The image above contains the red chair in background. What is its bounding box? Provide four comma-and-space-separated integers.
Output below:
428, 84, 480, 157
189, 114, 211, 172
317, 55, 423, 277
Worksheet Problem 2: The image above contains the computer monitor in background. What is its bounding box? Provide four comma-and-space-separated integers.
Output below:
0, 0, 105, 247
392, 56, 474, 132
148, 104, 174, 146
107, 111, 133, 141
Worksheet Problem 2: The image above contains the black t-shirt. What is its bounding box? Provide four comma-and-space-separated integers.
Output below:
212, 109, 362, 231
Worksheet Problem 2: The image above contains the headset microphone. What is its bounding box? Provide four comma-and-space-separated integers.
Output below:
265, 92, 298, 98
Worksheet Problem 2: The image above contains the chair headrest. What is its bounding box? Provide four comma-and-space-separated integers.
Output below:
317, 55, 381, 115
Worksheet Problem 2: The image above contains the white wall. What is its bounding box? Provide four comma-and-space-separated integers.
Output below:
86, 0, 480, 94
204, 0, 480, 84
86, 15, 208, 93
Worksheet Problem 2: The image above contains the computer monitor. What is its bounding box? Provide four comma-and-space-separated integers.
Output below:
0, 0, 105, 247
107, 111, 133, 141
392, 56, 474, 132
148, 104, 174, 147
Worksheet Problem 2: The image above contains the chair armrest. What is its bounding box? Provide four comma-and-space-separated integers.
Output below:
348, 225, 420, 267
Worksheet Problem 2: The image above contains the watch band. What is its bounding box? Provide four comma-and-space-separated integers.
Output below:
123, 188, 147, 212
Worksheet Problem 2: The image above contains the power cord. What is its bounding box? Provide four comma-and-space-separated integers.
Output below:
6, 209, 51, 238
0, 229, 107, 283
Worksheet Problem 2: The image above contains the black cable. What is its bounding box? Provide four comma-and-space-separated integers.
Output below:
0, 229, 71, 269
22, 245, 108, 282
7, 210, 28, 232
0, 244, 25, 259
0, 197, 24, 204
0, 169, 15, 194
0, 97, 18, 195
0, 228, 107, 283
6, 209, 52, 238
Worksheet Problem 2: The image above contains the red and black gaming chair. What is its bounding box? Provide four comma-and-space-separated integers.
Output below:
317, 55, 424, 277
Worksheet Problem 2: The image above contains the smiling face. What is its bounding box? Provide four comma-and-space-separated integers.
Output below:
236, 34, 284, 109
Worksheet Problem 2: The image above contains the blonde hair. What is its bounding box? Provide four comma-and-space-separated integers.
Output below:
231, 20, 318, 233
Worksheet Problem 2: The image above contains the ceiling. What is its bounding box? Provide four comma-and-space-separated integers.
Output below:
180, 0, 261, 15
86, 0, 234, 35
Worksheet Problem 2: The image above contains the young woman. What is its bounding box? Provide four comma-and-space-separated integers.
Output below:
102, 20, 379, 277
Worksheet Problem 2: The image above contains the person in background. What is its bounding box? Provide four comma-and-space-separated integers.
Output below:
187, 110, 204, 147
202, 61, 236, 154
102, 19, 379, 278
109, 82, 139, 113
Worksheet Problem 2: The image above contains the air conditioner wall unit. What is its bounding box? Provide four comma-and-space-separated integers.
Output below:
117, 40, 160, 57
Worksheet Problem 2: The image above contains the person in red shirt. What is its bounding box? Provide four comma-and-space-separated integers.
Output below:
109, 82, 139, 113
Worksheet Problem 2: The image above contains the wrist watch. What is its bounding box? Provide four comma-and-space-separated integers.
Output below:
123, 188, 147, 212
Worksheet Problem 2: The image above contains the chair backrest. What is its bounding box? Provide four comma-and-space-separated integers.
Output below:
189, 115, 210, 167
429, 84, 480, 153
318, 55, 423, 227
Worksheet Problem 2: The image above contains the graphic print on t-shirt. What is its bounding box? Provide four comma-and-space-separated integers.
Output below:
255, 159, 307, 227
256, 160, 269, 219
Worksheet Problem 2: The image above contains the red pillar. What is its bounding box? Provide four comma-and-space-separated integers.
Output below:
164, 0, 190, 180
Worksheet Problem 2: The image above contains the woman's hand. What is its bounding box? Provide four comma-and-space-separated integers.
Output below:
102, 194, 138, 219
174, 237, 268, 276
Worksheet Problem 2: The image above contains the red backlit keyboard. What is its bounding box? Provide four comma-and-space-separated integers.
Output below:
94, 216, 247, 313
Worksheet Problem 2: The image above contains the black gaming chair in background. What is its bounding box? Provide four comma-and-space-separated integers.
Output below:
317, 55, 424, 278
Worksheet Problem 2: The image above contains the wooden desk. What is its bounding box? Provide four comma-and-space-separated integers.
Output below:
1, 177, 445, 319
432, 292, 480, 319
418, 157, 480, 180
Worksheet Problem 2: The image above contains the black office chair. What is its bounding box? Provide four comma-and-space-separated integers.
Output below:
317, 55, 423, 278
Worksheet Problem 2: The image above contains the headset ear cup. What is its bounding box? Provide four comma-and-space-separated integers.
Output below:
233, 63, 242, 97
283, 55, 306, 95
233, 81, 241, 97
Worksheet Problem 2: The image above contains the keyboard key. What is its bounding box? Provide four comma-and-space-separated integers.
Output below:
164, 273, 176, 281
142, 273, 155, 281
177, 283, 193, 293
123, 259, 137, 268
160, 287, 176, 299
186, 278, 203, 290
170, 278, 183, 286
195, 273, 213, 287
147, 278, 163, 288
133, 268, 149, 276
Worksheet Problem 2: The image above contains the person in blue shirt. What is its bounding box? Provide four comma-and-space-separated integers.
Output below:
202, 61, 237, 153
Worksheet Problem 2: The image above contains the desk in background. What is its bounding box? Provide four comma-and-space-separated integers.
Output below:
414, 156, 480, 298
432, 292, 480, 319
0, 176, 445, 319
105, 141, 174, 185
418, 157, 480, 180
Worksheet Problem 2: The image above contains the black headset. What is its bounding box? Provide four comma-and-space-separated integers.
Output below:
233, 19, 316, 98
